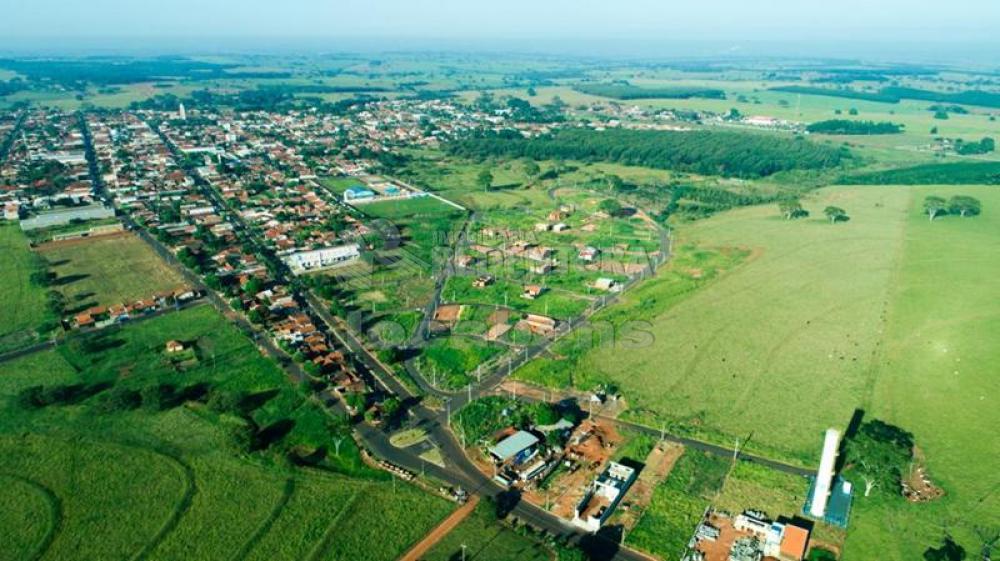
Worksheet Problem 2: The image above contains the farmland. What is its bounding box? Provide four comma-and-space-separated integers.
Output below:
0, 305, 454, 561
38, 233, 189, 309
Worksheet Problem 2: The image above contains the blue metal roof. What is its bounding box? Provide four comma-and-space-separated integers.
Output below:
489, 431, 539, 462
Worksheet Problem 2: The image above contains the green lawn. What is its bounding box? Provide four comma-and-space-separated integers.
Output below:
0, 305, 454, 561
0, 224, 51, 352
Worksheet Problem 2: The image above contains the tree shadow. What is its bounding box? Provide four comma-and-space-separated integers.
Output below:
252, 418, 295, 451
239, 388, 280, 414
53, 273, 90, 286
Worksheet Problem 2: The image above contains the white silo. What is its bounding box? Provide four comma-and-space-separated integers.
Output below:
810, 428, 841, 518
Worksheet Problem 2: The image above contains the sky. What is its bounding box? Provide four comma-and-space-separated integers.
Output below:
2, 0, 999, 60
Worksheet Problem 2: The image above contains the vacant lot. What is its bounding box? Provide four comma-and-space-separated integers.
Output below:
0, 305, 453, 561
39, 233, 188, 309
0, 224, 51, 352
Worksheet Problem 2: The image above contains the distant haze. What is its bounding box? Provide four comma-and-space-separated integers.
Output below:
2, 0, 999, 63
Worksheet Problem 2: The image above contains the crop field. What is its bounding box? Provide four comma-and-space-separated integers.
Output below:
0, 305, 454, 561
0, 224, 51, 352
38, 233, 188, 309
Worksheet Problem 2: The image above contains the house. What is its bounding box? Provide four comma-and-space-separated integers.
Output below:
593, 277, 618, 292
579, 246, 599, 262
552, 223, 569, 232
488, 430, 540, 465
572, 462, 636, 532
530, 262, 554, 275
472, 274, 494, 288
165, 340, 186, 353
778, 524, 810, 561
534, 222, 551, 232
525, 246, 555, 262
522, 285, 545, 299
518, 314, 557, 336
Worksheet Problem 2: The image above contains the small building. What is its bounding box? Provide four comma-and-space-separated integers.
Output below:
572, 461, 636, 532
534, 222, 551, 232
488, 430, 540, 466
165, 340, 186, 354
343, 186, 376, 202
552, 222, 569, 232
530, 262, 554, 275
522, 285, 545, 300
579, 246, 599, 262
593, 277, 618, 292
472, 274, 494, 288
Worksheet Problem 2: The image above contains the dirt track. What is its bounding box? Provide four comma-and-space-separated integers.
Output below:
398, 495, 480, 561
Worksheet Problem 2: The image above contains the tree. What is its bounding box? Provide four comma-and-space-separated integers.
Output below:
924, 196, 948, 221
522, 159, 541, 178
778, 198, 804, 220
598, 198, 622, 216
381, 397, 402, 420
228, 419, 257, 454
605, 174, 625, 192
476, 169, 494, 192
823, 206, 848, 223
947, 195, 981, 217
845, 420, 914, 497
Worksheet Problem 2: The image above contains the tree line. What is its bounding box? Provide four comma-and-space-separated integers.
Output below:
807, 119, 903, 135
573, 83, 726, 100
445, 128, 850, 179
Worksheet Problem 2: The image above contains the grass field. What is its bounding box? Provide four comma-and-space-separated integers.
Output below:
0, 305, 454, 561
39, 234, 188, 309
627, 450, 729, 560
520, 185, 999, 559
0, 224, 51, 352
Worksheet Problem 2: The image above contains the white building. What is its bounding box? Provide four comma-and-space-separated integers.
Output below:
282, 244, 360, 275
572, 461, 636, 532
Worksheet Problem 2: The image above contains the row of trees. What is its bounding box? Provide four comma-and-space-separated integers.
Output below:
446, 128, 850, 179
923, 195, 982, 221
778, 198, 850, 223
806, 119, 903, 135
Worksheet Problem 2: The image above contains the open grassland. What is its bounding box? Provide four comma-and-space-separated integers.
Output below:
845, 186, 1000, 561
0, 224, 51, 352
521, 185, 998, 559
422, 500, 554, 561
573, 187, 914, 464
0, 305, 453, 561
39, 233, 188, 309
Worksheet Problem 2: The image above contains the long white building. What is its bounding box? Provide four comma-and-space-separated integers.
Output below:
282, 244, 360, 275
